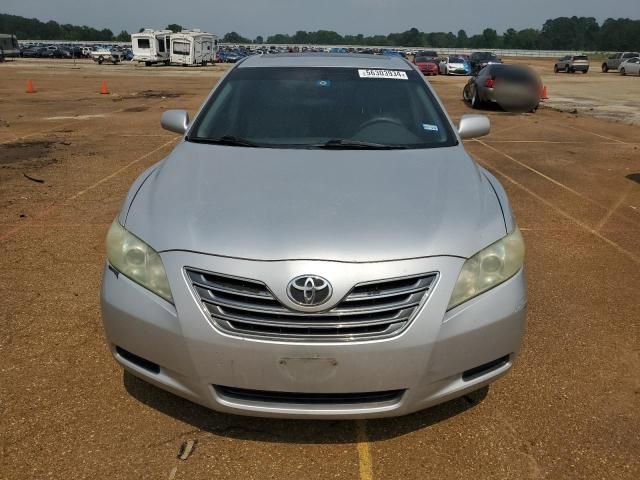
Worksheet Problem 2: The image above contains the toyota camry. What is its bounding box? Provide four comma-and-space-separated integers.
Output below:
101, 53, 527, 419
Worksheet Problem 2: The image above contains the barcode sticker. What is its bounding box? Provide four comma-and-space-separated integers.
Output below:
358, 69, 408, 80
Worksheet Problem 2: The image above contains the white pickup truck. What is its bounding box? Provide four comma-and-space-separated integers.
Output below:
601, 52, 640, 72
90, 48, 124, 65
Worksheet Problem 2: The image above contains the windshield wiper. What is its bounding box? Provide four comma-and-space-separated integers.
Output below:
189, 135, 260, 147
314, 139, 407, 150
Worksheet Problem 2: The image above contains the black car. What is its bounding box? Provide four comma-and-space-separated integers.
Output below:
415, 50, 439, 61
463, 64, 541, 112
21, 47, 41, 58
469, 51, 502, 73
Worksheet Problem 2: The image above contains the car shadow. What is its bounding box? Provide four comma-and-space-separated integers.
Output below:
460, 98, 537, 115
123, 371, 488, 443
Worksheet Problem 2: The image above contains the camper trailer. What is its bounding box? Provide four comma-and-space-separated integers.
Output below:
0, 34, 20, 59
131, 29, 171, 66
170, 30, 217, 66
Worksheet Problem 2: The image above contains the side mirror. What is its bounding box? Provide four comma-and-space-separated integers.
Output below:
458, 114, 490, 139
161, 109, 189, 134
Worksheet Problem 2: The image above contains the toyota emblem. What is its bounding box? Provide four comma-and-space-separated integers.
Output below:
287, 275, 332, 306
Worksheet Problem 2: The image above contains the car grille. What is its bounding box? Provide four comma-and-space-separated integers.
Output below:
186, 268, 438, 342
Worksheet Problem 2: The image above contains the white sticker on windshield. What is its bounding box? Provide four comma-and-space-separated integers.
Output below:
358, 69, 408, 80
422, 123, 439, 131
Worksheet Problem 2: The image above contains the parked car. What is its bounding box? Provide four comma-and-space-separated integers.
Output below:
413, 55, 439, 75
90, 47, 123, 64
20, 47, 40, 58
68, 46, 84, 58
219, 50, 243, 63
469, 51, 502, 73
619, 57, 640, 76
43, 47, 71, 59
602, 52, 640, 72
415, 50, 438, 61
382, 49, 403, 57
101, 53, 526, 419
35, 47, 50, 57
439, 55, 471, 75
463, 64, 541, 112
554, 55, 589, 73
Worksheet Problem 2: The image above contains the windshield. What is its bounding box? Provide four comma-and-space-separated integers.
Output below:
188, 67, 457, 149
449, 56, 465, 63
415, 56, 434, 63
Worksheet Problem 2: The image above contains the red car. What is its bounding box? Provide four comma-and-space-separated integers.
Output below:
414, 56, 439, 76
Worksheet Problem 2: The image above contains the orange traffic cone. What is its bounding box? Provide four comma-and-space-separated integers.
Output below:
26, 79, 36, 93
540, 85, 549, 100
100, 80, 109, 95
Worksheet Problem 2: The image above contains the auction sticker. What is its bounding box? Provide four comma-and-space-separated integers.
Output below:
358, 69, 408, 80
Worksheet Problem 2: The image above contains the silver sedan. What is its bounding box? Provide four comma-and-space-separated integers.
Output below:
101, 54, 527, 419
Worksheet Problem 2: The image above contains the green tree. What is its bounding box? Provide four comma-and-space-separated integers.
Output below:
115, 30, 130, 42
166, 24, 183, 33
456, 29, 468, 47
254, 35, 264, 44
223, 32, 251, 43
481, 28, 499, 48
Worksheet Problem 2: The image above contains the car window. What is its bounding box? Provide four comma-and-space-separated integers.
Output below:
189, 67, 457, 149
573, 56, 588, 61
491, 66, 537, 83
449, 56, 465, 63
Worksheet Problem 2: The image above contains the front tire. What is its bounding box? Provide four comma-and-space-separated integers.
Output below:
554, 64, 559, 73
602, 63, 609, 73
98, 56, 104, 65
620, 68, 626, 76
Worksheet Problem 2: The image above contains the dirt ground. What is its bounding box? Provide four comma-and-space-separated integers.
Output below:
1, 58, 639, 480
516, 57, 640, 125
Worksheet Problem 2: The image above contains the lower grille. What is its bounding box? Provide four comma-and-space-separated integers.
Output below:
186, 268, 438, 342
215, 385, 405, 405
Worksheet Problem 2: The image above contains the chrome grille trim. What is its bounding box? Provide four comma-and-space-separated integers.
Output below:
186, 268, 438, 342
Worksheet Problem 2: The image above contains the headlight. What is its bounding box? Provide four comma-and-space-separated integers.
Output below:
106, 219, 173, 303
448, 227, 524, 310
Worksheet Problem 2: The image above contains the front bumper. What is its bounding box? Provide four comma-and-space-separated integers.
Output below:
101, 252, 527, 419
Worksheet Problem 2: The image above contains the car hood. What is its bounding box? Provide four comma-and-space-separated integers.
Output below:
124, 142, 506, 262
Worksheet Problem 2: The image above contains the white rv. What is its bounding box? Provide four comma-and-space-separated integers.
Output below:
131, 29, 172, 66
170, 30, 217, 66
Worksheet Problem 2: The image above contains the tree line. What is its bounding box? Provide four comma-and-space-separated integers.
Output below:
1, 13, 638, 51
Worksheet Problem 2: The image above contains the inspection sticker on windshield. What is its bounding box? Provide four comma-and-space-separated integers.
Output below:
358, 69, 408, 80
422, 123, 439, 131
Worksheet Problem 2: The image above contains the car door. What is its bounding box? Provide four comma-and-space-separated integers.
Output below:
627, 58, 640, 75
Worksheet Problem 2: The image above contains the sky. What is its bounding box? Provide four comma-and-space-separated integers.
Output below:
3, 0, 640, 38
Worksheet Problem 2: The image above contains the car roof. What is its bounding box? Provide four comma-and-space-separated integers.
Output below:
238, 53, 412, 70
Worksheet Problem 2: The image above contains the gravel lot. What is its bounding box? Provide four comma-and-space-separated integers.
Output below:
1, 58, 639, 480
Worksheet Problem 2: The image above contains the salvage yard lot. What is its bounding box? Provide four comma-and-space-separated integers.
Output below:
1, 58, 639, 479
